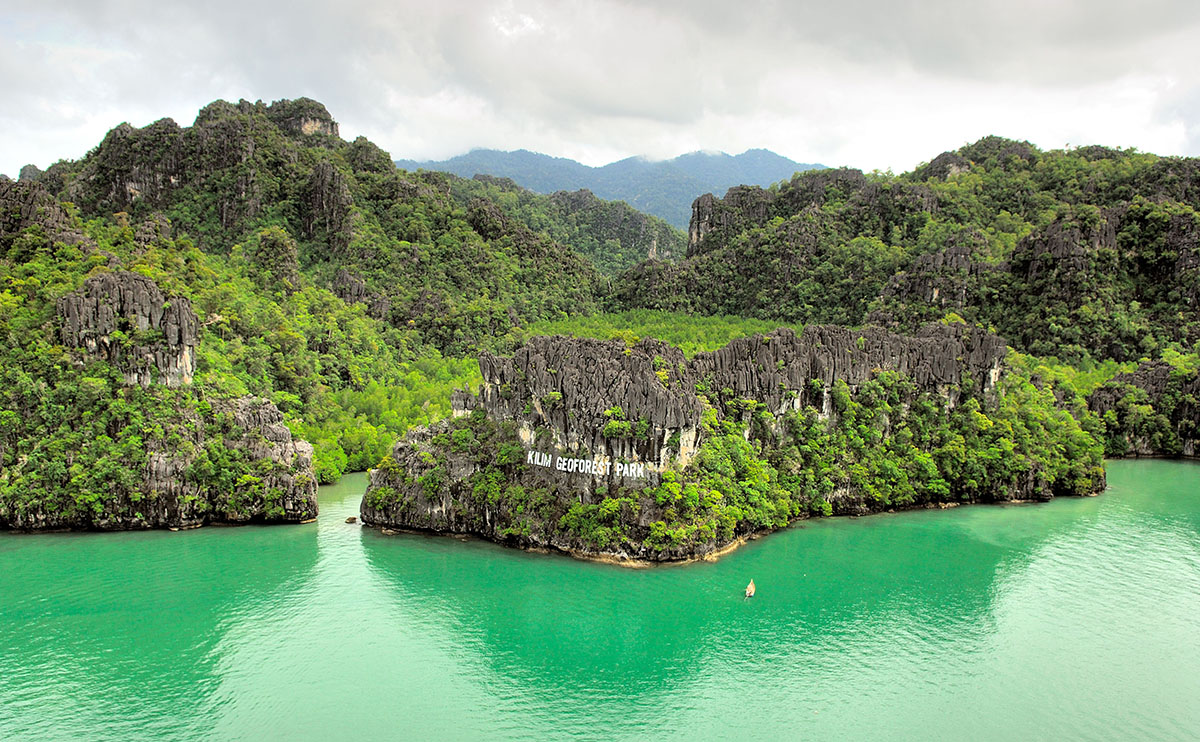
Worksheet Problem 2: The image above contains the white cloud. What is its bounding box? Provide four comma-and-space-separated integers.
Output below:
3, 0, 1200, 177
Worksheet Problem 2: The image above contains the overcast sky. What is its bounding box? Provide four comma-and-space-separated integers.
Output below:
4, 0, 1200, 177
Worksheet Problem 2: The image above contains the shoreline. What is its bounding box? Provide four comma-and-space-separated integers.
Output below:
361, 481, 1107, 567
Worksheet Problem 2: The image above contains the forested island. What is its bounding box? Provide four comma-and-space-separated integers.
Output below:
2, 98, 1197, 549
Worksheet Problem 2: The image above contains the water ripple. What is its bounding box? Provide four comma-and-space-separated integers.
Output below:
2, 463, 1199, 740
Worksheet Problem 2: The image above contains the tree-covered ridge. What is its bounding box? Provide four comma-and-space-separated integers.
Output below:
4, 96, 790, 505
1086, 353, 1200, 457
5, 91, 1198, 541
0, 180, 483, 518
22, 97, 629, 356
615, 137, 1200, 366
449, 175, 686, 276
363, 329, 1106, 560
396, 147, 824, 229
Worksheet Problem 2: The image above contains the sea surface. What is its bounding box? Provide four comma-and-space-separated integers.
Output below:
2, 459, 1199, 741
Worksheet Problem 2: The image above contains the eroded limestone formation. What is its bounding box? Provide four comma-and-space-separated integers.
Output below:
1088, 361, 1200, 457
140, 397, 317, 528
57, 271, 198, 387
4, 397, 317, 531
0, 180, 89, 251
361, 324, 1010, 558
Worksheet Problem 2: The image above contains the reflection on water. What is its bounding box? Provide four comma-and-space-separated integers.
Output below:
2, 462, 1199, 740
0, 507, 320, 741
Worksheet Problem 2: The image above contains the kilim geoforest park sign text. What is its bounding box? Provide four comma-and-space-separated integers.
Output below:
526, 450, 649, 479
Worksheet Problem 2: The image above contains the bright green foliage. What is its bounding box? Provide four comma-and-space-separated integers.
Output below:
629, 362, 1105, 555
446, 176, 687, 276
509, 309, 799, 357
33, 98, 607, 358
0, 205, 481, 504
392, 352, 1107, 557
614, 139, 1200, 365
10, 105, 1198, 531
1007, 348, 1199, 458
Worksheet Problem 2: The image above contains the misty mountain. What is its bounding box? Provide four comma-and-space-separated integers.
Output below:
395, 148, 824, 228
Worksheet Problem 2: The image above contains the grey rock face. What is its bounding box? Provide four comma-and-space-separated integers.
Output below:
265, 97, 339, 139
471, 334, 700, 467
691, 324, 1005, 414
0, 179, 88, 251
1088, 361, 1200, 457
914, 151, 972, 180
688, 186, 774, 256
685, 168, 937, 262
332, 270, 391, 319
4, 396, 318, 531
135, 214, 172, 248
876, 232, 988, 312
362, 324, 1009, 555
57, 98, 340, 247
1009, 214, 1118, 288
300, 161, 354, 254
209, 397, 319, 521
57, 271, 198, 387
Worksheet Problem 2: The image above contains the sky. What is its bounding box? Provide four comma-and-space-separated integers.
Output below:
3, 0, 1200, 178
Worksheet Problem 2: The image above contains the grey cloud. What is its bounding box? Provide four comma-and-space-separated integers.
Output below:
1155, 84, 1200, 156
3, 0, 1200, 174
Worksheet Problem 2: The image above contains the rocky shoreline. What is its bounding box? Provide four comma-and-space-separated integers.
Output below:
361, 327, 1106, 562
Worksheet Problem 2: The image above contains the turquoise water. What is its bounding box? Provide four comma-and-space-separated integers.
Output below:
2, 459, 1199, 740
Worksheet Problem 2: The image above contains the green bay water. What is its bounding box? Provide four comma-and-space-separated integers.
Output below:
2, 460, 1199, 741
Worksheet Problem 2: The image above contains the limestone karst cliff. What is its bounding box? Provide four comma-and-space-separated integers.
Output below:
618, 137, 1200, 369
0, 188, 318, 531
57, 271, 199, 387
362, 324, 1102, 561
1088, 361, 1200, 457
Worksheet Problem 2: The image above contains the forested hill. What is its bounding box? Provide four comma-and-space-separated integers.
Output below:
451, 175, 685, 277
4, 98, 1199, 533
17, 97, 681, 354
0, 96, 689, 522
395, 148, 824, 229
615, 136, 1200, 366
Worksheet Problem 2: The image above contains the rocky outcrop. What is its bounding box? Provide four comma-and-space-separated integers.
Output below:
66, 118, 187, 214
470, 322, 1002, 475
57, 98, 342, 245
137, 396, 318, 529
469, 335, 701, 470
3, 396, 317, 531
361, 324, 1017, 560
913, 151, 972, 180
1008, 214, 1117, 289
691, 323, 1006, 414
265, 97, 339, 139
300, 160, 355, 254
958, 136, 1039, 168
135, 214, 172, 248
869, 230, 1004, 328
688, 186, 774, 256
57, 271, 198, 387
681, 168, 938, 281
548, 188, 684, 267
466, 198, 508, 240
332, 269, 391, 319
346, 136, 395, 173
201, 397, 317, 522
0, 179, 89, 251
1088, 361, 1200, 457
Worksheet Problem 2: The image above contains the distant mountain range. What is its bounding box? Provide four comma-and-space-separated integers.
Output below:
395, 148, 825, 228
